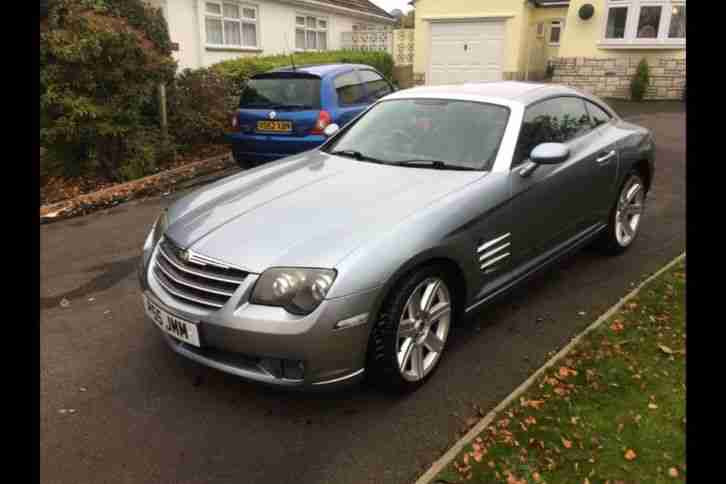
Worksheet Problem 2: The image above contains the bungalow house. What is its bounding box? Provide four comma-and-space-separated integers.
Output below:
146, 0, 396, 70
411, 0, 686, 99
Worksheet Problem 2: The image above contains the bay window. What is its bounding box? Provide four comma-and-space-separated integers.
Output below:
602, 1, 685, 46
205, 2, 258, 49
296, 15, 328, 51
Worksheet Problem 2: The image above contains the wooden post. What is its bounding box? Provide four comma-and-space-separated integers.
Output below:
158, 83, 168, 138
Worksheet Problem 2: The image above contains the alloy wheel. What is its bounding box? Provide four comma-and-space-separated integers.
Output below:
615, 176, 645, 247
395, 277, 452, 382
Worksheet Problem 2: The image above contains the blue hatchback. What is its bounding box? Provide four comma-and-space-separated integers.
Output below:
226, 63, 395, 167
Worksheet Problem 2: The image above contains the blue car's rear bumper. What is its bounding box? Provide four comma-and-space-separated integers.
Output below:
226, 132, 326, 164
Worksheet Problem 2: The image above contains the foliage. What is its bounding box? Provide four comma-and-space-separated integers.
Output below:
437, 260, 686, 483
213, 50, 395, 98
166, 68, 237, 151
40, 0, 176, 181
630, 58, 650, 102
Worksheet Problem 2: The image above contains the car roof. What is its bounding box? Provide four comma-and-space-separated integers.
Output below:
386, 81, 587, 106
267, 63, 375, 78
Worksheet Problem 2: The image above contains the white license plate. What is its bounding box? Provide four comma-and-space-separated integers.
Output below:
143, 294, 201, 347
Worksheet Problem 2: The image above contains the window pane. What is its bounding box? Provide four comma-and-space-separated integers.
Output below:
307, 16, 316, 28
605, 7, 628, 39
516, 97, 592, 164
296, 16, 305, 26
585, 101, 612, 128
205, 17, 223, 44
242, 23, 256, 46
317, 31, 327, 50
242, 8, 256, 19
205, 2, 221, 15
550, 26, 561, 44
295, 28, 305, 49
334, 72, 366, 105
240, 77, 322, 109
318, 20, 327, 29
224, 20, 241, 45
328, 100, 510, 169
223, 3, 239, 18
669, 5, 686, 38
306, 30, 317, 49
637, 6, 662, 38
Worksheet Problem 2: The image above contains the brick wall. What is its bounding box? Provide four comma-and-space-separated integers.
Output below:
551, 56, 685, 100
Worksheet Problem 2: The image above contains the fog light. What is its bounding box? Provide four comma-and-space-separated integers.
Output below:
282, 359, 305, 380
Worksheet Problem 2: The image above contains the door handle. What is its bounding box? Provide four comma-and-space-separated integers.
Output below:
596, 150, 616, 164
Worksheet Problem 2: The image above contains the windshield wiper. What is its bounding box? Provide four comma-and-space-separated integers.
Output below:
329, 150, 388, 164
395, 159, 479, 171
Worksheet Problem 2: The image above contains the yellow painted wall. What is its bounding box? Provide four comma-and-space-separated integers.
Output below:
413, 0, 529, 78
559, 0, 685, 61
522, 7, 568, 78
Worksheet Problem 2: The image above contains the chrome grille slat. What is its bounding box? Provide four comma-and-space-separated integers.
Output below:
151, 238, 248, 310
152, 268, 225, 309
155, 256, 235, 297
158, 243, 246, 284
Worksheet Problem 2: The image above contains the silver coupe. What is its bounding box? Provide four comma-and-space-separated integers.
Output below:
138, 81, 655, 392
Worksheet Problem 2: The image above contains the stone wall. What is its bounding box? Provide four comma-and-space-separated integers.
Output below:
551, 56, 686, 100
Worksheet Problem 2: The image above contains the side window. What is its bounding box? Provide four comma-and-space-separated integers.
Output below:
513, 97, 592, 166
359, 70, 393, 101
334, 72, 366, 106
584, 101, 613, 128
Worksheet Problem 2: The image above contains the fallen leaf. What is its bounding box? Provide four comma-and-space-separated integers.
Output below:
60, 298, 71, 308
668, 467, 679, 478
562, 437, 573, 449
610, 321, 624, 332
624, 449, 637, 461
658, 344, 674, 355
648, 403, 658, 410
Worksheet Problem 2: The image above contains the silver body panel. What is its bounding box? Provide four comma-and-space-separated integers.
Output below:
138, 82, 655, 388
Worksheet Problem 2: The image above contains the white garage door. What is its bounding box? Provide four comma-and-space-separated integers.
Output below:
428, 20, 505, 85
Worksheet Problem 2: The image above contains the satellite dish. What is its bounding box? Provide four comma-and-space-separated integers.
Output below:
579, 4, 595, 20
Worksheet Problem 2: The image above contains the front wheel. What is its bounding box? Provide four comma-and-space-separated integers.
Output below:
367, 265, 455, 392
596, 172, 646, 254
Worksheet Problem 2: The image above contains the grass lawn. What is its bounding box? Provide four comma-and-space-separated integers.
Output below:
436, 259, 686, 484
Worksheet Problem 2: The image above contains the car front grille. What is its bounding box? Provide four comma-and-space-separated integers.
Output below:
152, 238, 248, 310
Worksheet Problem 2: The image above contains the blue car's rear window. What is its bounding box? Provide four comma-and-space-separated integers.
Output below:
239, 73, 322, 110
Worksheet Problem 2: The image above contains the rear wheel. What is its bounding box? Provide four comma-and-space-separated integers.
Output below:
596, 172, 646, 254
232, 152, 252, 170
367, 265, 454, 392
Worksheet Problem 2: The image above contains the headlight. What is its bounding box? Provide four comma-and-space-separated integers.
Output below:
251, 268, 337, 315
143, 211, 168, 251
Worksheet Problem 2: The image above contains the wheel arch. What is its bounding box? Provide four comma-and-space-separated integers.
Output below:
367, 249, 469, 332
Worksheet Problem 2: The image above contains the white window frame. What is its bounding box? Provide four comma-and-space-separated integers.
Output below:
204, 1, 259, 50
600, 0, 685, 49
548, 19, 563, 46
295, 13, 329, 52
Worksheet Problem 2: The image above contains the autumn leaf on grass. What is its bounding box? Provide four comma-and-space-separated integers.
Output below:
520, 398, 545, 410
558, 367, 578, 379
610, 320, 625, 332
658, 344, 674, 355
562, 437, 573, 449
624, 449, 637, 461
669, 467, 679, 477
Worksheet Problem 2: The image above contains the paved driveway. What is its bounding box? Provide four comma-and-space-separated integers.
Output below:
40, 105, 685, 484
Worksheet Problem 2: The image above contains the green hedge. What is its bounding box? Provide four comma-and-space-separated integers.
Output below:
212, 50, 394, 97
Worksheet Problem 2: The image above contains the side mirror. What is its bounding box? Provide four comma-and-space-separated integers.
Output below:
323, 123, 340, 137
530, 143, 569, 165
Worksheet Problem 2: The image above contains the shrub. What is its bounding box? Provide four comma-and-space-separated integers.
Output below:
630, 58, 650, 101
212, 50, 395, 99
40, 0, 176, 181
166, 68, 237, 151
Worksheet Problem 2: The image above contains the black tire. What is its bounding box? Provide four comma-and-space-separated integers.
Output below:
595, 171, 646, 255
366, 264, 457, 393
232, 152, 253, 170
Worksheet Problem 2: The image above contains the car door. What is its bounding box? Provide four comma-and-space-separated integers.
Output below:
332, 71, 369, 127
507, 96, 603, 265
358, 69, 395, 103
583, 100, 620, 222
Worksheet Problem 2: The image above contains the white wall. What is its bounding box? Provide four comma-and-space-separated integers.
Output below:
162, 0, 390, 70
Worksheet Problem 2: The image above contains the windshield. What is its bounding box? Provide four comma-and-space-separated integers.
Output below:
239, 75, 321, 110
324, 99, 510, 170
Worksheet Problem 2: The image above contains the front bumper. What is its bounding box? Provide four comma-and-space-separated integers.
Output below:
226, 132, 325, 164
137, 254, 378, 390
